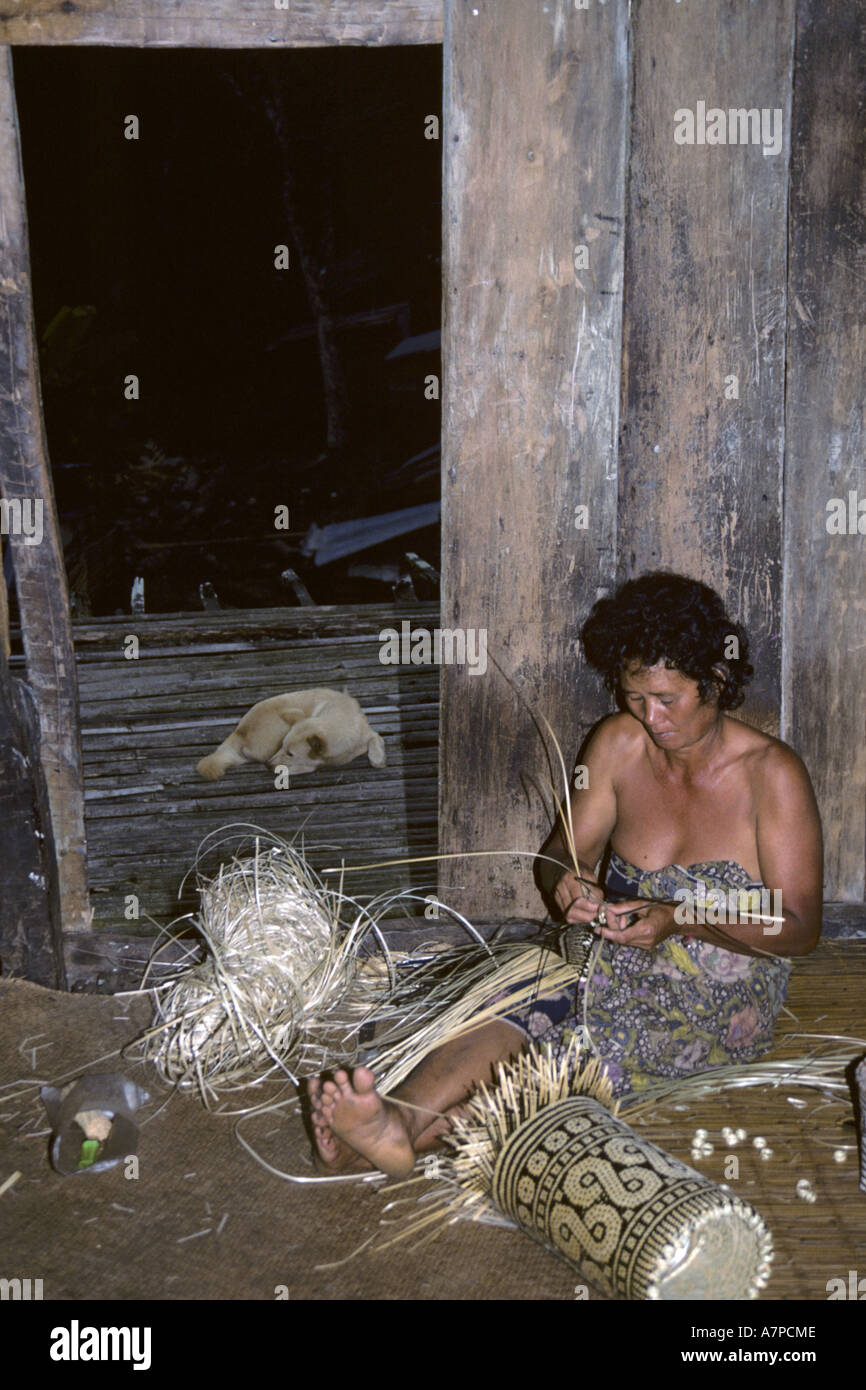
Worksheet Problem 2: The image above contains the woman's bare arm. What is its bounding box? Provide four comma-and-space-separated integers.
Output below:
750, 744, 823, 955
537, 718, 620, 920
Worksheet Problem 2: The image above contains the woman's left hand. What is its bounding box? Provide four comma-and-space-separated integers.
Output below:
592, 899, 678, 952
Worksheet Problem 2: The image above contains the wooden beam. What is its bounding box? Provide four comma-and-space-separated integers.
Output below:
439, 0, 628, 917
619, 0, 794, 735
783, 0, 866, 901
0, 47, 91, 937
62, 906, 866, 992
63, 919, 545, 992
0, 2, 442, 47
8, 600, 442, 654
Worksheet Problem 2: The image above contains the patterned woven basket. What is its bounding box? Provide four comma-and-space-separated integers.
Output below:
394, 1043, 775, 1300
490, 1094, 773, 1299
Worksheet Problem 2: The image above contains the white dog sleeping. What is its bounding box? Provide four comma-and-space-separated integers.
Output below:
196, 688, 386, 781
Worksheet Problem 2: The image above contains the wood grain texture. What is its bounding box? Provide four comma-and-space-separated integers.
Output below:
783, 0, 866, 901
439, 0, 628, 917
0, 667, 66, 986
0, 2, 442, 48
0, 49, 90, 933
0, 538, 9, 659
619, 0, 794, 734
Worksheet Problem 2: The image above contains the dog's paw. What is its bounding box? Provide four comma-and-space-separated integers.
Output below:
196, 754, 226, 781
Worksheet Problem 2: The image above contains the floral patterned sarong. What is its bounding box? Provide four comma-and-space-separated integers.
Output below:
503, 851, 792, 1098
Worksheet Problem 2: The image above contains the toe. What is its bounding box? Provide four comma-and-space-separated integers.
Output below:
334, 1070, 355, 1099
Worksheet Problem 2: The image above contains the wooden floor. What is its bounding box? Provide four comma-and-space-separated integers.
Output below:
14, 603, 440, 939
0, 940, 862, 1303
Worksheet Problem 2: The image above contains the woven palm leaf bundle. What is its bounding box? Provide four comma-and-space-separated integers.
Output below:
136, 836, 394, 1102
135, 831, 582, 1111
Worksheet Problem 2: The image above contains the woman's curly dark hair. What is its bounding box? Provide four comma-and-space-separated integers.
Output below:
580, 571, 754, 710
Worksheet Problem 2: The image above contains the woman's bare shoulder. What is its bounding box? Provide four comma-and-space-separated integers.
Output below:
586, 712, 644, 759
726, 717, 814, 787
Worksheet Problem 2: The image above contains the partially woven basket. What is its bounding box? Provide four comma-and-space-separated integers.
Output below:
136, 840, 378, 1099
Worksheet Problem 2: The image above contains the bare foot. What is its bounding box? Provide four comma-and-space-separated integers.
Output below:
314, 1068, 416, 1179
306, 1075, 374, 1176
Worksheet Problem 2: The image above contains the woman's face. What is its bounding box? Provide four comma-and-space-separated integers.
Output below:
619, 660, 721, 751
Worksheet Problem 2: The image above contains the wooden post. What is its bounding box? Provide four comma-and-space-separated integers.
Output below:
783, 0, 866, 901
0, 544, 10, 660
0, 654, 66, 987
0, 47, 91, 939
619, 0, 794, 736
439, 0, 629, 918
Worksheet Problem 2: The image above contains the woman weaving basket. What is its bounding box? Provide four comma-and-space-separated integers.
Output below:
309, 572, 823, 1180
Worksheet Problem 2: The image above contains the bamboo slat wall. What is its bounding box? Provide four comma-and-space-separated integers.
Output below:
11, 605, 440, 941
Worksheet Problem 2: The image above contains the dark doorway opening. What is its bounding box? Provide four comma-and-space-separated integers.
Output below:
12, 45, 442, 617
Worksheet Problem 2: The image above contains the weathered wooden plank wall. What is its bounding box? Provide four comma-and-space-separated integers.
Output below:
783, 0, 866, 901
0, 1, 443, 47
619, 0, 793, 734
439, 0, 864, 912
438, 0, 629, 919
0, 48, 90, 937
1, 0, 863, 937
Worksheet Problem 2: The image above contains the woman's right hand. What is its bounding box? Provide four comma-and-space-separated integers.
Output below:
553, 871, 605, 924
